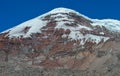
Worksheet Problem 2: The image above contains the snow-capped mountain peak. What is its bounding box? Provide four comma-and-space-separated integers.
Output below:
1, 8, 120, 70
1, 7, 120, 45
2, 7, 92, 38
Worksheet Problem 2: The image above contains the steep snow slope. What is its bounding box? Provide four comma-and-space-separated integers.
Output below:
4, 18, 47, 38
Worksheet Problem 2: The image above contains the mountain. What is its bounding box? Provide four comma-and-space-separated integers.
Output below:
0, 7, 120, 71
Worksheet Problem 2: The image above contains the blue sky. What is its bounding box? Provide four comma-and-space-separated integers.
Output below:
0, 0, 120, 32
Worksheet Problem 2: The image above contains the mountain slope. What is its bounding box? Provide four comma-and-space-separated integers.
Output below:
0, 7, 120, 70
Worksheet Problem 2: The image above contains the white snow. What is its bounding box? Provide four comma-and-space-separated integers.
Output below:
99, 32, 104, 35
62, 34, 67, 38
84, 34, 109, 44
68, 31, 109, 45
68, 31, 82, 40
92, 19, 120, 32
51, 14, 75, 22
54, 17, 74, 22
4, 17, 47, 38
55, 21, 92, 31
